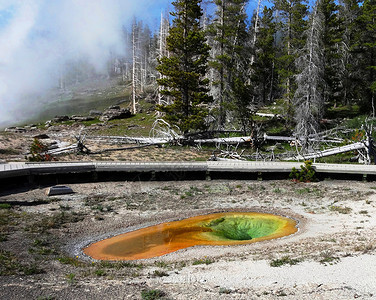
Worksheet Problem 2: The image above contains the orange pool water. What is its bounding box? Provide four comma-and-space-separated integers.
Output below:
83, 212, 298, 260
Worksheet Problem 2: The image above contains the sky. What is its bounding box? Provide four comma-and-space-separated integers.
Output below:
0, 0, 258, 126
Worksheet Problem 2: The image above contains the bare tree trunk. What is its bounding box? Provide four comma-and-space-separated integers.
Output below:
132, 20, 137, 114
250, 0, 262, 66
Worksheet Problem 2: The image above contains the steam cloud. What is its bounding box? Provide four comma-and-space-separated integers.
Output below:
0, 0, 170, 127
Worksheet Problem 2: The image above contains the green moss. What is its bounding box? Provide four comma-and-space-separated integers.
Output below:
205, 216, 282, 241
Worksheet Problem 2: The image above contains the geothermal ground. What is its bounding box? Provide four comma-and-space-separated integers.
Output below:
1, 179, 376, 299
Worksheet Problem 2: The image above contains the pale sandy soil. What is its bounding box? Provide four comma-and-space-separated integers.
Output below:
1, 179, 376, 299
0, 127, 210, 162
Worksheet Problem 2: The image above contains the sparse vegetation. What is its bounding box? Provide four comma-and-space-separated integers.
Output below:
0, 203, 11, 209
141, 289, 167, 300
66, 273, 76, 285
319, 251, 340, 265
270, 256, 300, 267
152, 270, 169, 277
329, 206, 352, 214
192, 258, 214, 265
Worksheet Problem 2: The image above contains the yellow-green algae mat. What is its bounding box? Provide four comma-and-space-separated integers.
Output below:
84, 212, 298, 260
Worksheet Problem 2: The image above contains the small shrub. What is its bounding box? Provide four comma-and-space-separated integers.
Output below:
27, 138, 55, 162
289, 160, 317, 182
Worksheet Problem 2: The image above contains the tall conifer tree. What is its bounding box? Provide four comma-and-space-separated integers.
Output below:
208, 0, 252, 131
355, 0, 376, 115
157, 0, 212, 134
275, 0, 308, 123
252, 6, 278, 106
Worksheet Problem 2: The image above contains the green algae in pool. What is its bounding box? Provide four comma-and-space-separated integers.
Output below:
83, 212, 298, 260
205, 216, 282, 240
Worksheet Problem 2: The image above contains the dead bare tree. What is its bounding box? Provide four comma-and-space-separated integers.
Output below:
293, 3, 324, 152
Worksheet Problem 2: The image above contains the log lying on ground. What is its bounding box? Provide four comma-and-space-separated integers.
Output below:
283, 142, 366, 161
263, 134, 343, 144
87, 135, 170, 145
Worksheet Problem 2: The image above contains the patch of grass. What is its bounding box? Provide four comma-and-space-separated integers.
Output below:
296, 187, 311, 195
141, 289, 167, 300
192, 258, 214, 265
319, 251, 340, 265
22, 264, 45, 275
94, 269, 106, 276
94, 112, 155, 137
28, 212, 84, 233
154, 261, 169, 268
270, 256, 300, 267
0, 234, 8, 242
66, 273, 76, 285
58, 256, 85, 267
29, 243, 56, 255
0, 203, 11, 209
329, 206, 352, 214
96, 261, 144, 270
0, 250, 21, 275
152, 270, 169, 277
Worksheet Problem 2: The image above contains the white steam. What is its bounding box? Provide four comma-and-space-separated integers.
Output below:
0, 0, 170, 126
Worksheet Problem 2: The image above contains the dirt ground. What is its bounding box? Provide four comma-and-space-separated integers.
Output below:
1, 178, 376, 299
0, 126, 211, 163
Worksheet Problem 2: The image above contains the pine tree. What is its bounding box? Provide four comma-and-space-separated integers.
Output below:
208, 0, 252, 131
156, 0, 212, 134
318, 0, 343, 107
355, 0, 376, 115
338, 0, 362, 106
251, 6, 279, 106
274, 0, 309, 123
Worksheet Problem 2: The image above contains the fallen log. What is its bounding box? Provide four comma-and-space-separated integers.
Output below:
263, 134, 343, 144
283, 142, 366, 161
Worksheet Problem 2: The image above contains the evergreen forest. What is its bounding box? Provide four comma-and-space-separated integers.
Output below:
117, 0, 375, 142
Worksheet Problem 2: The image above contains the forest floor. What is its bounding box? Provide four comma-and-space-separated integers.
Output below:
1, 178, 376, 299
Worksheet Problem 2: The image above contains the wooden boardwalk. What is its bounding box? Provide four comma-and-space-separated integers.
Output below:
1, 161, 376, 180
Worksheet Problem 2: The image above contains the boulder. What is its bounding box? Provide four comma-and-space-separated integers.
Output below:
89, 110, 102, 116
71, 115, 95, 122
53, 115, 69, 123
99, 106, 132, 122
